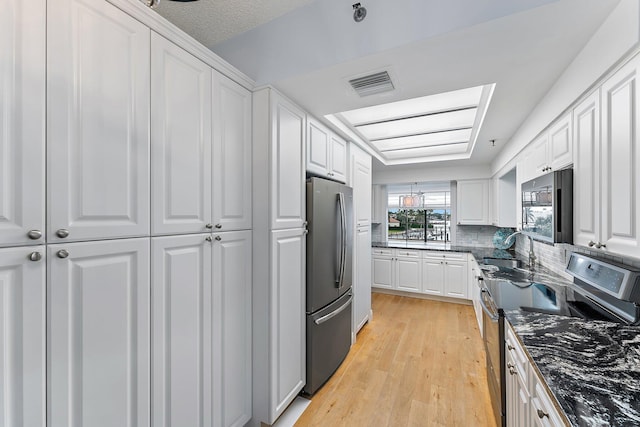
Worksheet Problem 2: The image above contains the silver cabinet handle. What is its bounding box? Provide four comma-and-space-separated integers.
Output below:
215, 224, 222, 229
28, 252, 42, 262
588, 241, 595, 247
57, 250, 69, 259
205, 236, 212, 242
205, 224, 213, 229
56, 229, 69, 238
537, 409, 548, 419
507, 344, 515, 351
215, 235, 222, 241
27, 230, 42, 240
595, 242, 607, 249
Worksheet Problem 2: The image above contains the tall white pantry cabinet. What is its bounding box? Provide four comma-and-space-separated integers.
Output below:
1, 0, 253, 426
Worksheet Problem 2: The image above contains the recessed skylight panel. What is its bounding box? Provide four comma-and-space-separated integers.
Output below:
381, 143, 469, 160
371, 128, 472, 152
340, 85, 483, 125
356, 108, 477, 141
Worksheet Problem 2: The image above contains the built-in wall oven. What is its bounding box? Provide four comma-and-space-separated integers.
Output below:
478, 252, 640, 427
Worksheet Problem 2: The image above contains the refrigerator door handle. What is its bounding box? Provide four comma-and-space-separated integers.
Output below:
336, 192, 347, 289
314, 294, 353, 325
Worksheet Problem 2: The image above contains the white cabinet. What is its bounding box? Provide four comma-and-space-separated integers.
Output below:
252, 88, 306, 426
422, 252, 468, 299
505, 323, 565, 427
457, 180, 491, 225
212, 230, 252, 427
151, 234, 213, 427
372, 249, 394, 289
600, 56, 640, 256
0, 0, 45, 247
212, 71, 253, 232
351, 144, 372, 228
372, 184, 388, 225
492, 169, 517, 228
151, 33, 212, 236
354, 225, 372, 332
395, 250, 422, 292
305, 118, 347, 183
48, 238, 150, 427
47, 0, 150, 242
573, 90, 601, 249
524, 113, 573, 181
0, 246, 46, 426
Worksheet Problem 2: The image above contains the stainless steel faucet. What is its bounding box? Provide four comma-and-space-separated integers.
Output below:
504, 230, 536, 270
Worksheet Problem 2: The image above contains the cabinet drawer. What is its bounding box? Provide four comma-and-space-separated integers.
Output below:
422, 251, 467, 260
395, 250, 420, 258
531, 374, 565, 426
372, 248, 394, 256
506, 325, 530, 389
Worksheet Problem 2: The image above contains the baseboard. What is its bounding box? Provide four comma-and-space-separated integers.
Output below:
372, 288, 472, 306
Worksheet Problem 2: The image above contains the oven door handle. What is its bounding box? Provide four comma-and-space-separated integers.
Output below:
480, 288, 500, 321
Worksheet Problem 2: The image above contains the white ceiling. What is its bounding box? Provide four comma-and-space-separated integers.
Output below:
155, 0, 621, 171
155, 0, 314, 45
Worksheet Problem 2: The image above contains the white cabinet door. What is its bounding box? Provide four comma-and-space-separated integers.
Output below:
529, 134, 550, 177
601, 57, 640, 256
457, 180, 490, 225
306, 119, 330, 177
396, 257, 421, 292
354, 226, 371, 332
330, 134, 348, 183
270, 228, 305, 420
372, 256, 394, 289
573, 91, 601, 249
271, 97, 306, 230
47, 0, 150, 242
351, 145, 372, 227
48, 238, 150, 427
212, 230, 252, 427
0, 0, 45, 247
444, 260, 468, 299
151, 33, 212, 236
422, 259, 445, 296
0, 246, 46, 427
151, 234, 212, 427
213, 72, 252, 232
549, 113, 573, 170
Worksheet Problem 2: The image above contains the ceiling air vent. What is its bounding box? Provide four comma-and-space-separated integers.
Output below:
349, 71, 394, 97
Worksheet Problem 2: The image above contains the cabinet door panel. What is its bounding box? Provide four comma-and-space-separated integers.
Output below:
270, 229, 305, 419
445, 261, 467, 299
457, 180, 490, 225
213, 72, 252, 232
573, 91, 600, 248
396, 258, 421, 292
0, 0, 45, 246
549, 113, 572, 170
330, 135, 347, 183
47, 0, 150, 242
306, 120, 330, 176
372, 257, 394, 289
213, 231, 252, 427
352, 146, 372, 227
354, 227, 371, 332
152, 234, 212, 427
530, 134, 549, 176
601, 58, 640, 255
151, 33, 212, 236
0, 246, 45, 426
271, 99, 305, 230
422, 259, 444, 295
48, 238, 150, 427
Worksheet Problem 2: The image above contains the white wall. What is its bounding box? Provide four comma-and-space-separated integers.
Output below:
373, 163, 491, 185
492, 0, 640, 176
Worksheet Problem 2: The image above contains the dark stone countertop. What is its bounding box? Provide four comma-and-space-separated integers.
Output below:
506, 310, 640, 426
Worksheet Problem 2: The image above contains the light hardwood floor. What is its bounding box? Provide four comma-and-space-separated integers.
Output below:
295, 292, 497, 427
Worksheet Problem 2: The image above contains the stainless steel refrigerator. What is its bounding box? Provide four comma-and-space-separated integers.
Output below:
303, 177, 353, 395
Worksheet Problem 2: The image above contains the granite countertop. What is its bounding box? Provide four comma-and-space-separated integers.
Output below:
507, 310, 640, 426
371, 242, 517, 259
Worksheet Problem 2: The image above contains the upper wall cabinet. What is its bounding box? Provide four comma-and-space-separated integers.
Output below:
350, 144, 372, 228
306, 117, 347, 183
151, 33, 212, 236
47, 0, 150, 243
0, 0, 45, 247
212, 71, 253, 232
457, 180, 491, 225
524, 113, 573, 182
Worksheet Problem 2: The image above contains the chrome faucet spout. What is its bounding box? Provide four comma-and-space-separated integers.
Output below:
503, 231, 536, 270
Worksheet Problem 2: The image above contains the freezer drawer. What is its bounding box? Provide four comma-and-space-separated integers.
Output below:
303, 290, 353, 395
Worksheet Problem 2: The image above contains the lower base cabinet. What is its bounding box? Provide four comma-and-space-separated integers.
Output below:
506, 324, 565, 427
152, 231, 252, 427
48, 238, 151, 427
0, 246, 46, 426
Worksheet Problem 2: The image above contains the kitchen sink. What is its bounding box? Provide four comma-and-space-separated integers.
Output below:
482, 257, 524, 269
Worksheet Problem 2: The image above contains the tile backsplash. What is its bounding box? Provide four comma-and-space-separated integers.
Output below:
455, 225, 501, 247
371, 223, 386, 244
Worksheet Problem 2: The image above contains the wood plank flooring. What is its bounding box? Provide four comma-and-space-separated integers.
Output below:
294, 292, 497, 427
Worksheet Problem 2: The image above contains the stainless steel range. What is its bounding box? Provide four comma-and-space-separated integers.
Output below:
478, 252, 640, 426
